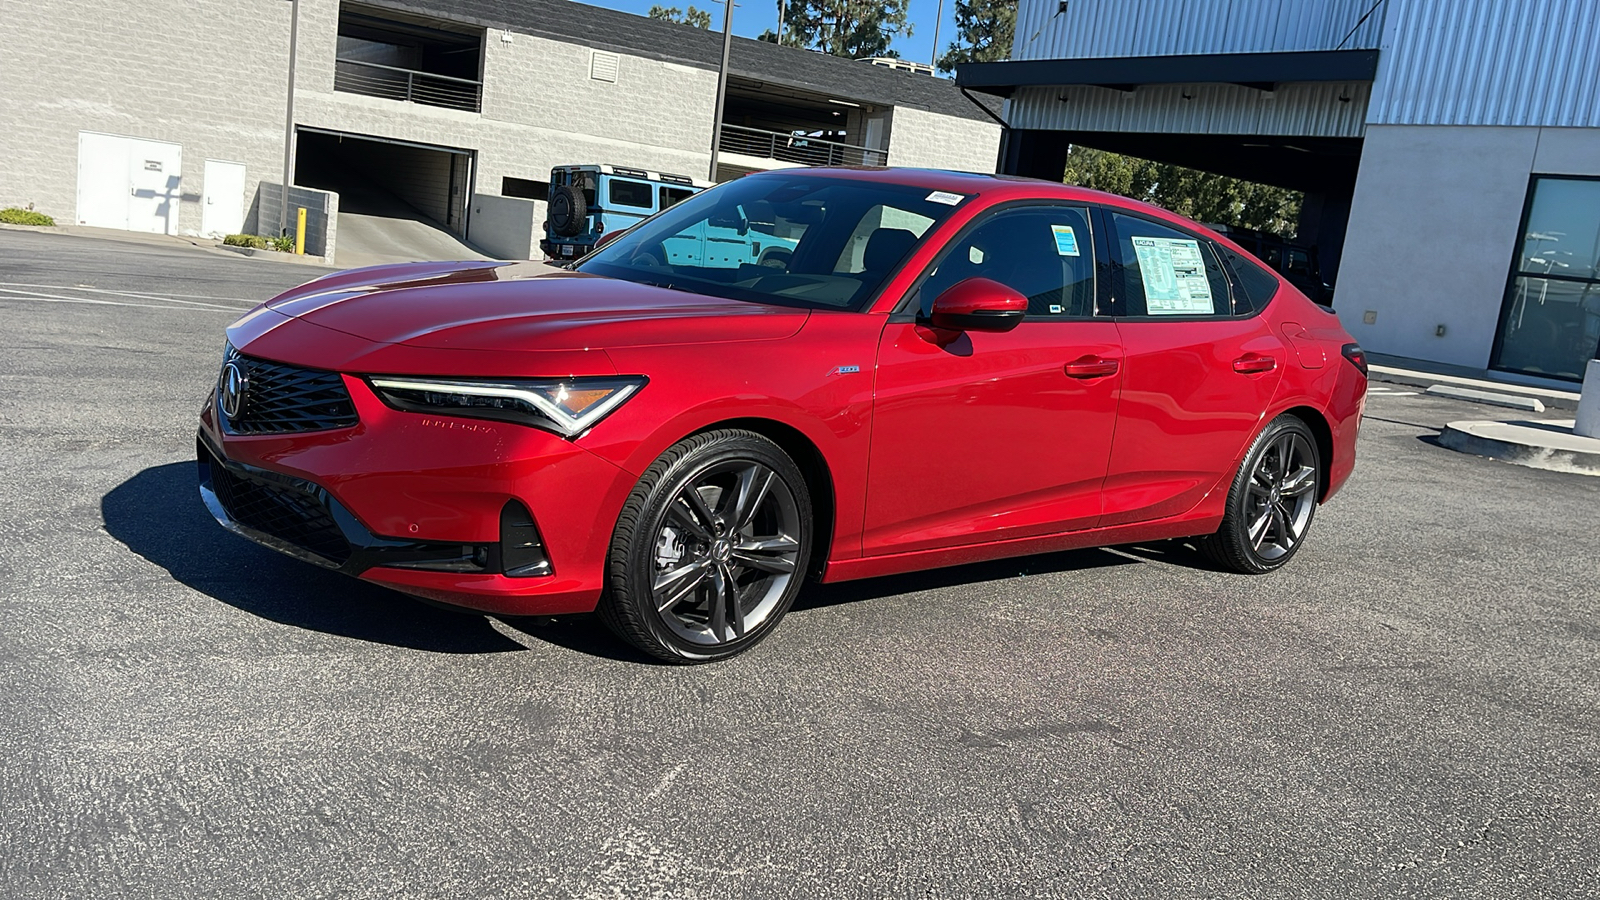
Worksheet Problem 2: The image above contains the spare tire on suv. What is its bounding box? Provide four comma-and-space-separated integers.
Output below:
549, 184, 587, 237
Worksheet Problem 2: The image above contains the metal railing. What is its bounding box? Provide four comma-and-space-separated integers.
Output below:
718, 124, 888, 168
334, 58, 482, 113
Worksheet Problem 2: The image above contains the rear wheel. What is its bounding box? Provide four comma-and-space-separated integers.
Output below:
1200, 415, 1320, 574
599, 430, 811, 663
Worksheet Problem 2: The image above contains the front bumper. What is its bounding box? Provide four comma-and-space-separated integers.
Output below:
196, 374, 636, 616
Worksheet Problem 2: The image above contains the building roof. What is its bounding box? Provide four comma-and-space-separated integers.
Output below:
365, 0, 1001, 123
958, 49, 1381, 97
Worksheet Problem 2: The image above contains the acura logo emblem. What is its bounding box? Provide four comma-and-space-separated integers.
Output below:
219, 361, 248, 420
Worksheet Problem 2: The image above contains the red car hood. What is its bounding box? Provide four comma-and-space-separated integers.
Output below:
262, 260, 809, 352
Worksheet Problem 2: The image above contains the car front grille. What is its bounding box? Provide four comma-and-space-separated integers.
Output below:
204, 448, 352, 564
223, 350, 358, 435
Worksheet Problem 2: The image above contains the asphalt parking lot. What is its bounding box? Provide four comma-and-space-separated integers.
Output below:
1, 227, 1597, 898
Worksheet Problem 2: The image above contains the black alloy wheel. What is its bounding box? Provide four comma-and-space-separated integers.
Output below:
600, 430, 812, 662
1201, 415, 1321, 574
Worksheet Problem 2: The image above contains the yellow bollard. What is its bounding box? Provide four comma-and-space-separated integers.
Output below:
295, 206, 307, 255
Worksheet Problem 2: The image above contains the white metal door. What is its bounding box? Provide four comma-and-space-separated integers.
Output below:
202, 160, 247, 237
126, 139, 182, 234
76, 132, 130, 229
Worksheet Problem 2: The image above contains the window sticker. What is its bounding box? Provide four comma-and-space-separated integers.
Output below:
1131, 236, 1214, 315
969, 245, 985, 264
1050, 224, 1080, 256
926, 190, 965, 206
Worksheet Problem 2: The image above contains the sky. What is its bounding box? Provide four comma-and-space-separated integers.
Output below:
581, 0, 960, 70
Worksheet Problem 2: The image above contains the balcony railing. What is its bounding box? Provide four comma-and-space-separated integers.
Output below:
334, 58, 481, 113
718, 124, 888, 168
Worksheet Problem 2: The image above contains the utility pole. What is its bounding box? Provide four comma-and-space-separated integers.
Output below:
777, 0, 785, 46
707, 0, 735, 182
930, 0, 944, 69
278, 0, 301, 238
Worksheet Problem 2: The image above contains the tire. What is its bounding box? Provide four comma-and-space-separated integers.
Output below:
1200, 414, 1321, 574
599, 429, 813, 663
549, 184, 587, 237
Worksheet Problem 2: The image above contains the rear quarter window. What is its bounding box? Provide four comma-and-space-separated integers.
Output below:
1217, 245, 1281, 314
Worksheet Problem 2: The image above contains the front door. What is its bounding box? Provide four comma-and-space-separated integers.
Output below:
863, 205, 1122, 556
202, 159, 246, 237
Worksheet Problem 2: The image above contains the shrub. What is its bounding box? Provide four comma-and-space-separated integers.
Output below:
0, 207, 55, 227
223, 234, 267, 249
270, 234, 294, 253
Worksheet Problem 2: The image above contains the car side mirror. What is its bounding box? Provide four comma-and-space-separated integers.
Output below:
927, 278, 1027, 333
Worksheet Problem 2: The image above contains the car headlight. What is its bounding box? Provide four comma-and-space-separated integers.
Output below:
367, 375, 646, 438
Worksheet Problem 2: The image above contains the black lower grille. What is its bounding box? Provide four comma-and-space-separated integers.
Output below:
205, 452, 352, 564
223, 350, 358, 435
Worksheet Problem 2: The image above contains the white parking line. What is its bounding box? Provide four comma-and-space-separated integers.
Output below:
0, 287, 238, 312
1366, 387, 1419, 396
0, 282, 261, 305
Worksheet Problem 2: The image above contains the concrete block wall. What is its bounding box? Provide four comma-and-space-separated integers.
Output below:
885, 106, 1002, 174
0, 0, 294, 234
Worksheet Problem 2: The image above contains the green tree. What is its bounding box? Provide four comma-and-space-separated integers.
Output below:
936, 0, 1016, 73
761, 0, 912, 59
1063, 146, 1303, 236
649, 5, 712, 28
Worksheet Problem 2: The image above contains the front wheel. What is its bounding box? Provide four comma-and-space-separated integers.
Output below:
599, 430, 812, 663
1200, 415, 1321, 574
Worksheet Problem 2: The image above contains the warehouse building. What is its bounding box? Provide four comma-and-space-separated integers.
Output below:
1, 0, 1000, 262
961, 0, 1600, 385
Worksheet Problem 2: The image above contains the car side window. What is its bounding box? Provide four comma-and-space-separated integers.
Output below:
916, 206, 1096, 319
610, 179, 653, 210
1110, 212, 1233, 318
1217, 244, 1280, 313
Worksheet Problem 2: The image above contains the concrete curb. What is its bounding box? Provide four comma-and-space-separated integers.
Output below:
1424, 384, 1546, 412
214, 244, 331, 267
1437, 419, 1600, 476
1369, 363, 1579, 410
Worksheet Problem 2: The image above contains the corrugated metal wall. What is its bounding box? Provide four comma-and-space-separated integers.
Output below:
1011, 0, 1389, 61
1008, 82, 1371, 136
1368, 0, 1600, 127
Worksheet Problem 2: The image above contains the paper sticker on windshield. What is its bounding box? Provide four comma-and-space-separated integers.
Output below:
925, 191, 965, 206
1132, 236, 1214, 315
1050, 224, 1080, 256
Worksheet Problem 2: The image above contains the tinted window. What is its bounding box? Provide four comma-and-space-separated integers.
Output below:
1285, 248, 1312, 277
915, 206, 1096, 319
609, 179, 654, 209
660, 186, 696, 209
1217, 245, 1280, 313
502, 176, 549, 200
576, 174, 959, 311
1111, 213, 1232, 318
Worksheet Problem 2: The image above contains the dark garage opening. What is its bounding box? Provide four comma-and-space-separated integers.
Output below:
294, 129, 474, 236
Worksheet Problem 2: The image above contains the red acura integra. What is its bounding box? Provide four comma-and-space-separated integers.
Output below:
199, 168, 1365, 662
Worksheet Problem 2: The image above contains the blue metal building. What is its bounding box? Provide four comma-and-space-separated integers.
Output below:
960, 0, 1600, 385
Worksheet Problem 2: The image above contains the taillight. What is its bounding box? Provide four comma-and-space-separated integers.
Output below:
1341, 342, 1368, 376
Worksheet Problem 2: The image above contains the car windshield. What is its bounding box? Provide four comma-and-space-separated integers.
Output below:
573, 173, 958, 311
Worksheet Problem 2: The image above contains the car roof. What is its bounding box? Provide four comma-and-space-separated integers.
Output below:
749, 166, 1185, 224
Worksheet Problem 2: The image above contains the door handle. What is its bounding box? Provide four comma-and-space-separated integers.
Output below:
1065, 356, 1120, 379
1233, 354, 1278, 374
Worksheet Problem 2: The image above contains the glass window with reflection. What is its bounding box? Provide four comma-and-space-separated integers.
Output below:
1494, 176, 1600, 381
915, 206, 1096, 319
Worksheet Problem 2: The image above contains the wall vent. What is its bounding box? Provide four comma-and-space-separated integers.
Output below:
590, 50, 619, 83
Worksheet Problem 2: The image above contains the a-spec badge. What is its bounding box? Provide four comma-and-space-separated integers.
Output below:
828, 365, 861, 376
219, 361, 249, 420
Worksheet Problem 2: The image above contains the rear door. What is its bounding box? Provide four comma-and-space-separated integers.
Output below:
862, 204, 1123, 556
1096, 208, 1286, 527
